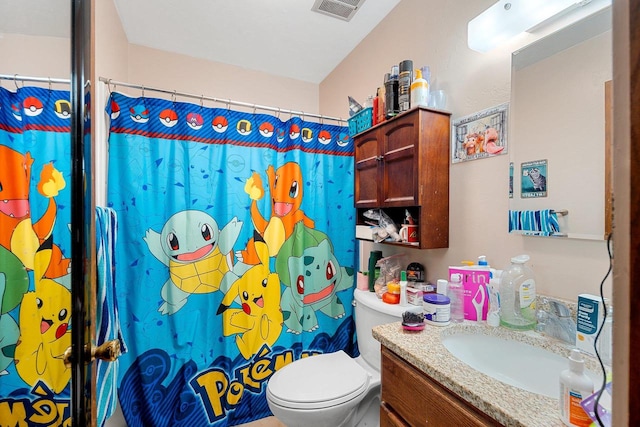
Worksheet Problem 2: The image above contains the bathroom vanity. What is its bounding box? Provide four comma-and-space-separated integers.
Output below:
380, 346, 495, 426
373, 322, 603, 426
353, 107, 450, 249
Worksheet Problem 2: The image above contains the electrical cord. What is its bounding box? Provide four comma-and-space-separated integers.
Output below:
592, 231, 613, 427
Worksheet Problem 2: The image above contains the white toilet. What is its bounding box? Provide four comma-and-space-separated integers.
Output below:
266, 288, 422, 427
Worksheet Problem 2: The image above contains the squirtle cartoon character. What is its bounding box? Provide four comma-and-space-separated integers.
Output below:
144, 210, 243, 315
238, 162, 314, 264
14, 247, 72, 393
217, 242, 283, 360
275, 223, 354, 334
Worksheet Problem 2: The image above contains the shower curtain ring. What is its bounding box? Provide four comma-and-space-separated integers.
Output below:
200, 95, 204, 108
172, 90, 177, 103
48, 77, 52, 91
227, 99, 231, 110
252, 104, 257, 115
14, 74, 19, 90
141, 85, 145, 98
276, 107, 281, 119
107, 79, 112, 95
301, 111, 305, 122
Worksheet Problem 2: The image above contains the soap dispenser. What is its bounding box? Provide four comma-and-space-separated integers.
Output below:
499, 255, 537, 330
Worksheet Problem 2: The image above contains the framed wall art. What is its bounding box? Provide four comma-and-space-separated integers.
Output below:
451, 103, 509, 164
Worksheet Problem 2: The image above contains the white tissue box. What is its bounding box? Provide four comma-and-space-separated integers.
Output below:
355, 225, 374, 241
576, 294, 603, 356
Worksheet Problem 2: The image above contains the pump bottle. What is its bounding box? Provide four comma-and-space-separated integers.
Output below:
410, 68, 429, 108
499, 254, 537, 330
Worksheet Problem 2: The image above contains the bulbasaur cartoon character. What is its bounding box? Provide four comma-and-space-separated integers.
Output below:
144, 210, 242, 315
0, 246, 28, 374
275, 223, 354, 334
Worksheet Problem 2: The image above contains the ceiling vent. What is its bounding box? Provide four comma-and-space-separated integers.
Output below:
311, 0, 367, 22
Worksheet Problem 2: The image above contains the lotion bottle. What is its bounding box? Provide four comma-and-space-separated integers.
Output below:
559, 349, 594, 426
399, 271, 409, 306
410, 68, 429, 108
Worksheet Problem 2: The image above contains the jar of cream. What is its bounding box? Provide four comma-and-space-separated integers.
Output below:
423, 293, 451, 326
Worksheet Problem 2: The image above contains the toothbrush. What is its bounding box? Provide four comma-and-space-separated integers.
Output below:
472, 285, 486, 321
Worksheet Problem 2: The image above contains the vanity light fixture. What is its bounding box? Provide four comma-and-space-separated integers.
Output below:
467, 0, 608, 52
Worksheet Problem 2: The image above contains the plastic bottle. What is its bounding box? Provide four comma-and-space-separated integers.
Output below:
559, 349, 594, 426
399, 271, 408, 306
486, 270, 502, 327
448, 273, 464, 323
410, 68, 430, 109
367, 250, 383, 292
376, 85, 386, 124
499, 254, 537, 330
398, 59, 413, 113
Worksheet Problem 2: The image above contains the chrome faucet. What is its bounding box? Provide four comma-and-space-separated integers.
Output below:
536, 298, 576, 345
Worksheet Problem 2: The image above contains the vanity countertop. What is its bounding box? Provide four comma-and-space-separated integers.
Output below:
372, 321, 604, 427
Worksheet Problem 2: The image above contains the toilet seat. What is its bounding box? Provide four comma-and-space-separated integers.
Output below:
267, 350, 370, 410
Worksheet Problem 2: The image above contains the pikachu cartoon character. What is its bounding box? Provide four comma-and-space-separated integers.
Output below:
14, 246, 72, 393
217, 242, 283, 360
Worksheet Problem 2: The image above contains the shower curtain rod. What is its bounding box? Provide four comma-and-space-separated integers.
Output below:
99, 77, 346, 124
0, 73, 70, 86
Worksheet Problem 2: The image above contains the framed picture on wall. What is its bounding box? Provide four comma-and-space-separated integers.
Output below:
521, 159, 548, 198
451, 103, 509, 163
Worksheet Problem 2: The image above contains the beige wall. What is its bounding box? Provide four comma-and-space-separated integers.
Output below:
320, 0, 612, 301
125, 45, 319, 115
1, 34, 69, 81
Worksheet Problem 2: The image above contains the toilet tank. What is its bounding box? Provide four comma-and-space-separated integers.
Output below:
353, 289, 422, 372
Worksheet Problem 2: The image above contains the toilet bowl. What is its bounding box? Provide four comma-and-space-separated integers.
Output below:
266, 288, 421, 427
266, 351, 379, 427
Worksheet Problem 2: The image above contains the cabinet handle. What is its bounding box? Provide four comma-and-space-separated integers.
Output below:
377, 155, 384, 161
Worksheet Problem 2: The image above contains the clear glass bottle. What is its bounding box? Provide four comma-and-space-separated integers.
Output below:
448, 273, 464, 323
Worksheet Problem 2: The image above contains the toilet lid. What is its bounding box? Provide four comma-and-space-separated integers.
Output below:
267, 350, 370, 410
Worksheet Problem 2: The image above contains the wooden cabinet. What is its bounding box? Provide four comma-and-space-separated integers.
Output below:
354, 107, 450, 249
380, 346, 499, 427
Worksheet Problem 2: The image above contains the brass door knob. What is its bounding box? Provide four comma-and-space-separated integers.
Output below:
63, 340, 121, 368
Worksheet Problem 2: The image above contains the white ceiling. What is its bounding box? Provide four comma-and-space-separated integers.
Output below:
0, 0, 400, 84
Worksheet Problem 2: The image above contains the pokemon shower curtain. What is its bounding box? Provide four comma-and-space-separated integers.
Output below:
106, 92, 357, 426
0, 86, 73, 425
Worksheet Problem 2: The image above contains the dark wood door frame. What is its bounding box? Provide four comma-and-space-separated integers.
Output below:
612, 0, 639, 425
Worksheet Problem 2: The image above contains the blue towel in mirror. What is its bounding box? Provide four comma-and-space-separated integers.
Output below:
509, 209, 561, 236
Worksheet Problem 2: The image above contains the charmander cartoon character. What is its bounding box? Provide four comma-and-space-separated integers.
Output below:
14, 246, 72, 394
0, 145, 70, 279
144, 210, 243, 315
275, 223, 354, 334
217, 242, 283, 360
238, 162, 314, 264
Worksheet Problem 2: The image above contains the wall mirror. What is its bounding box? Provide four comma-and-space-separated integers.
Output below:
509, 7, 612, 240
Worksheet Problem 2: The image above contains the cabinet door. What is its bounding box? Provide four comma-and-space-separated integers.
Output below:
354, 131, 380, 207
380, 114, 418, 206
381, 347, 498, 427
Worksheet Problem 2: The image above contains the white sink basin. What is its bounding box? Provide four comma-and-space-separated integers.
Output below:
441, 333, 601, 398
